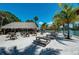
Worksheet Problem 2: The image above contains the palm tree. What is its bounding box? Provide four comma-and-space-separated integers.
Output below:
61, 4, 78, 39
54, 12, 65, 34
41, 23, 47, 30
34, 16, 38, 22
40, 23, 47, 34
54, 4, 79, 39
33, 16, 39, 27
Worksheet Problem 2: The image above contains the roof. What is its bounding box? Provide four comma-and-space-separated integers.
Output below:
1, 22, 37, 29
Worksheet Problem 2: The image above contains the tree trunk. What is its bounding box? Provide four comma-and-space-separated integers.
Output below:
0, 19, 3, 31
73, 22, 75, 35
67, 22, 70, 39
63, 24, 65, 35
57, 24, 59, 32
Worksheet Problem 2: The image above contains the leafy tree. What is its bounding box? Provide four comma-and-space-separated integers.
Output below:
54, 4, 79, 39
54, 12, 64, 32
34, 16, 38, 22
26, 19, 34, 22
41, 23, 47, 30
0, 10, 21, 26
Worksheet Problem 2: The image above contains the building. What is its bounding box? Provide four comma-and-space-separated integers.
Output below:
1, 22, 38, 34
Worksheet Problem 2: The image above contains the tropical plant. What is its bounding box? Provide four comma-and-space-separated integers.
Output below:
0, 15, 5, 28
54, 4, 79, 39
33, 16, 39, 27
34, 16, 38, 21
54, 10, 67, 34
41, 23, 47, 30
54, 13, 64, 32
0, 10, 21, 26
26, 19, 34, 22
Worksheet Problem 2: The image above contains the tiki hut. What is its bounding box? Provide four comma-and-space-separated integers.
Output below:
1, 22, 38, 34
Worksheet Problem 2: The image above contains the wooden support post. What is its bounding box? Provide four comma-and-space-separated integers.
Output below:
35, 29, 37, 36
14, 29, 16, 33
4, 29, 5, 34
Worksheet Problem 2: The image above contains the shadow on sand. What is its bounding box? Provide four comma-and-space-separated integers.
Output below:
55, 37, 67, 45
55, 36, 76, 45
39, 48, 61, 55
0, 44, 62, 55
19, 44, 39, 55
0, 44, 39, 55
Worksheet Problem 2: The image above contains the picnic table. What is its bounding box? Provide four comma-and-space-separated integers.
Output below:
33, 36, 51, 47
46, 32, 58, 39
6, 32, 17, 40
32, 32, 37, 36
21, 32, 29, 37
10, 33, 17, 40
33, 32, 58, 47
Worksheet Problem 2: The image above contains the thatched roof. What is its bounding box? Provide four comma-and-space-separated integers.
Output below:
1, 22, 37, 29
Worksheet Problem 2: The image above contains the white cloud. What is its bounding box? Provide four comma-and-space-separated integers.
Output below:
39, 22, 43, 25
47, 22, 52, 25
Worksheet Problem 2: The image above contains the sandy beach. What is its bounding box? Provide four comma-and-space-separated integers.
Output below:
0, 32, 79, 55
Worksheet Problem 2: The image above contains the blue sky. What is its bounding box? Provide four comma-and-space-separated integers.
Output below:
0, 3, 78, 27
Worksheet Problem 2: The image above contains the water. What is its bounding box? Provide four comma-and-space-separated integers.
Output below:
71, 30, 79, 36
64, 30, 79, 36
45, 30, 79, 36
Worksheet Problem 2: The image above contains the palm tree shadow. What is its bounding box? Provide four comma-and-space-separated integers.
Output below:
0, 43, 62, 55
9, 46, 20, 55
19, 44, 39, 55
55, 37, 67, 46
0, 44, 39, 55
0, 47, 9, 55
39, 48, 62, 55
56, 36, 76, 45
0, 44, 62, 55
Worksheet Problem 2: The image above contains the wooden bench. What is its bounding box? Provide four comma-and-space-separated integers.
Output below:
25, 33, 29, 37
8, 33, 17, 40
33, 37, 51, 47
32, 32, 37, 36
46, 32, 57, 39
46, 35, 55, 39
21, 32, 29, 37
10, 36, 17, 40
